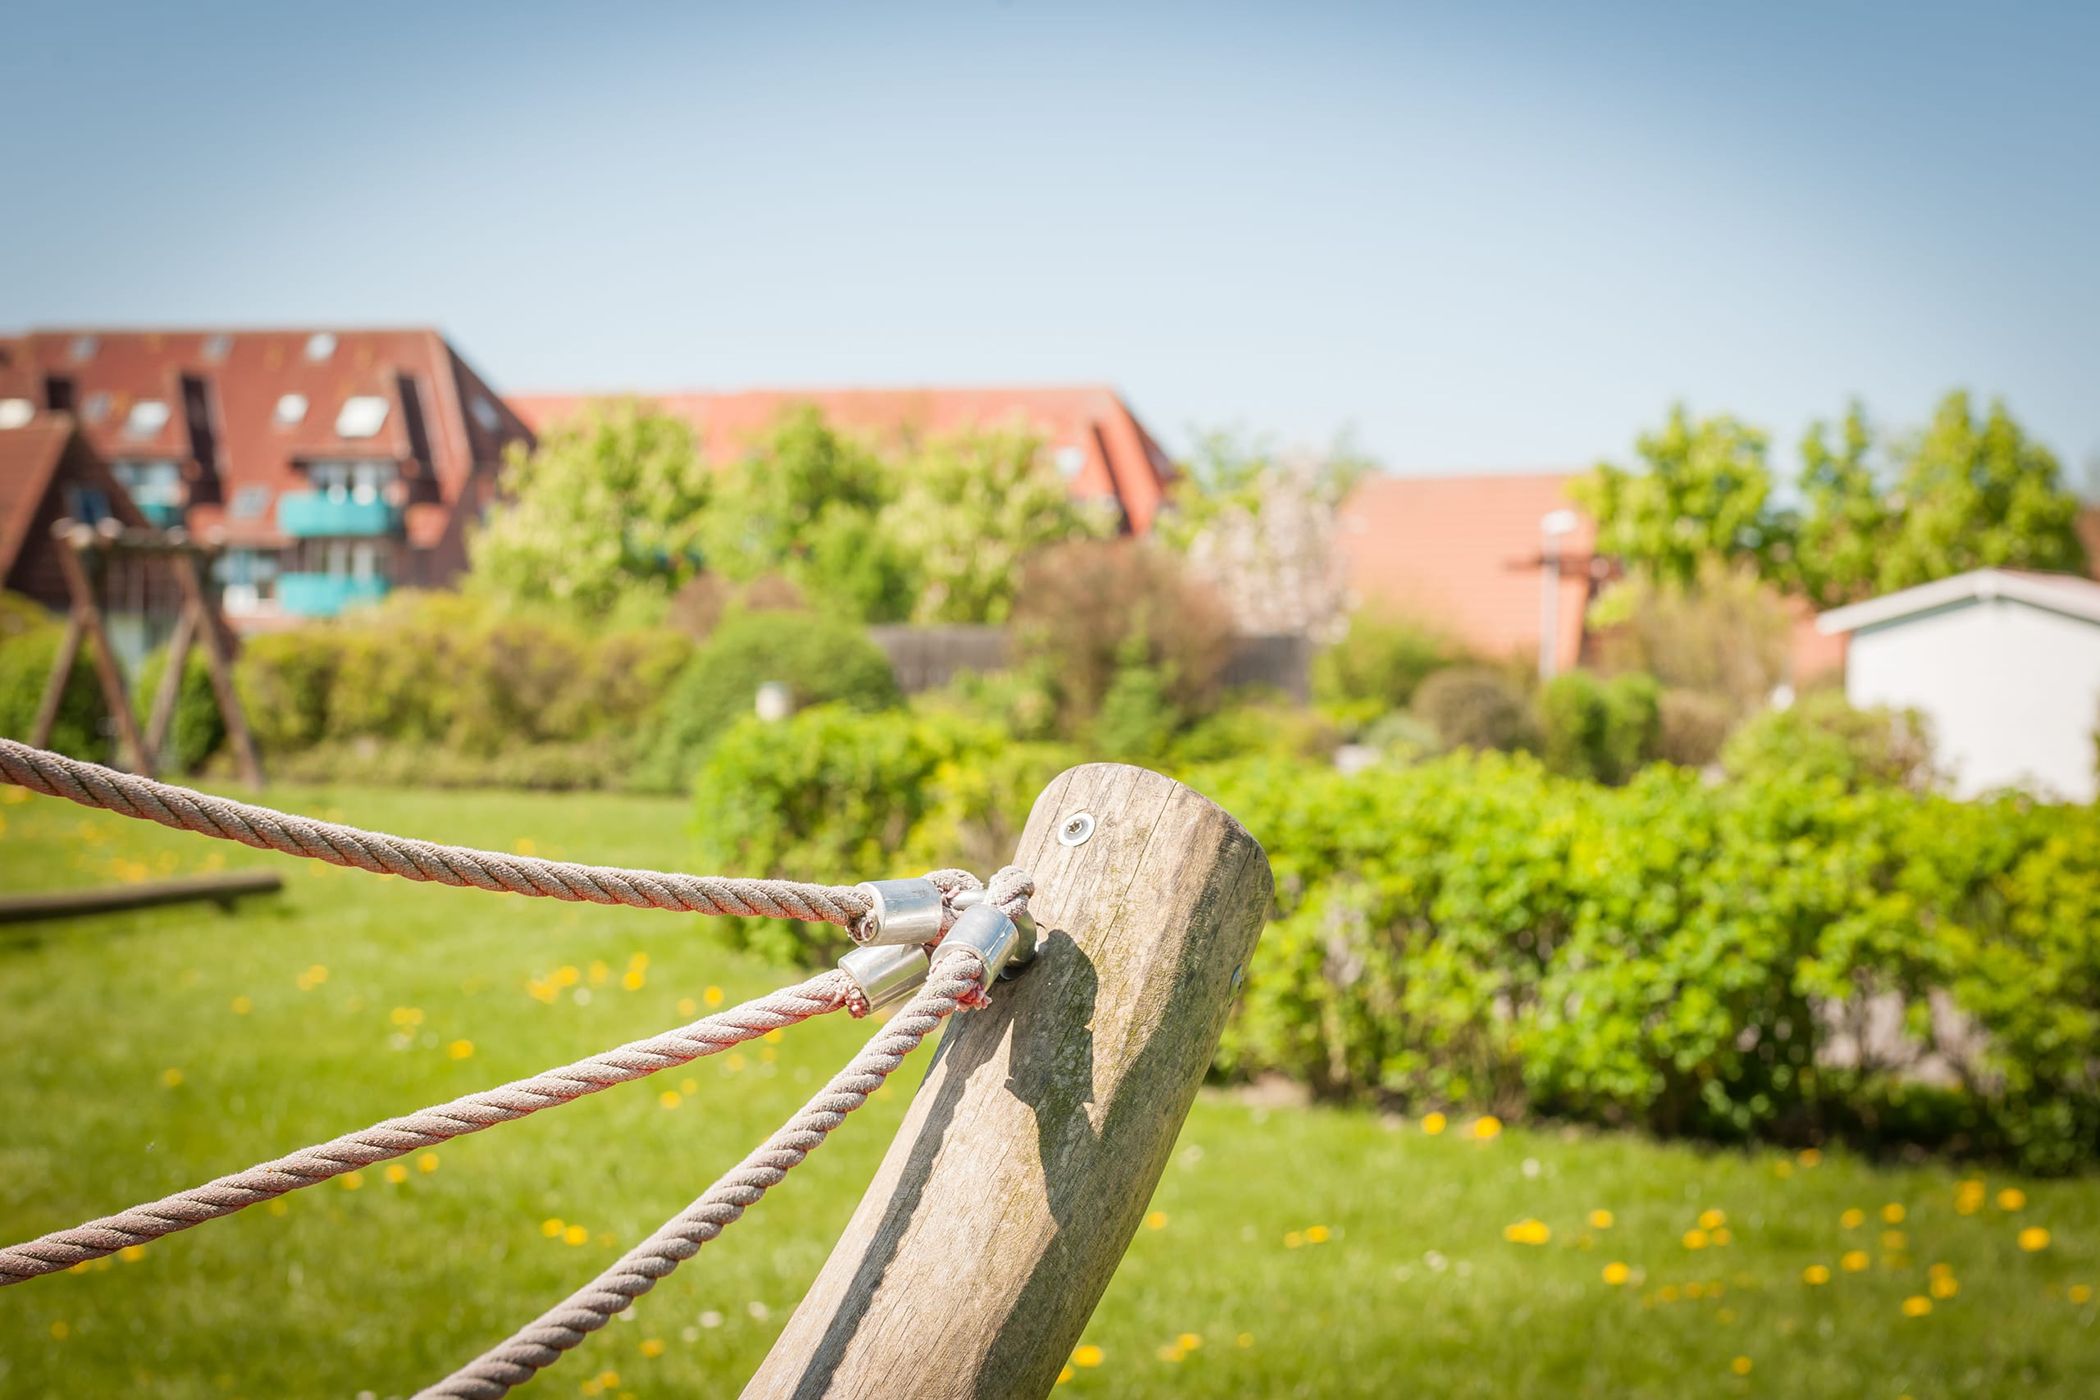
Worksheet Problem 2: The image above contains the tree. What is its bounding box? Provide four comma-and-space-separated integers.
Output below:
1572, 405, 1783, 588
699, 406, 916, 622
883, 427, 1108, 624
470, 399, 711, 617
1168, 428, 1369, 638
1793, 401, 1893, 608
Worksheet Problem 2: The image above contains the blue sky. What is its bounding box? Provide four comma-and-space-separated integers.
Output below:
7, 2, 2096, 479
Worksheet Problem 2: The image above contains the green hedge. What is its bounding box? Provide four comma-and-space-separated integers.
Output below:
1202, 751, 2100, 1172
0, 593, 102, 759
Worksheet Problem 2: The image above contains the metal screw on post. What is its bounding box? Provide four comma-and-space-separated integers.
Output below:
1058, 811, 1095, 847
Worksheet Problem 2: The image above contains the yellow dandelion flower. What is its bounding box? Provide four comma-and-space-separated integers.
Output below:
1797, 1148, 1822, 1167
119, 1245, 146, 1262
160, 1067, 184, 1088
1236, 1332, 1254, 1348
1682, 1228, 1710, 1251
1589, 1209, 1614, 1230
1711, 1228, 1733, 1247
660, 1090, 682, 1110
1057, 1365, 1075, 1385
307, 964, 329, 984
1503, 1218, 1551, 1245
341, 1171, 364, 1191
1472, 1115, 1502, 1140
1420, 1111, 1447, 1136
2067, 1284, 2092, 1304
1156, 1345, 1184, 1363
1699, 1209, 1727, 1230
1840, 1208, 1865, 1229
542, 1218, 565, 1238
230, 996, 252, 1015
1730, 1356, 1752, 1376
417, 1152, 439, 1173
1305, 1225, 1331, 1244
1774, 1160, 1794, 1179
597, 1372, 619, 1389
2018, 1227, 2051, 1252
1284, 1231, 1304, 1249
639, 1338, 665, 1358
1144, 1211, 1168, 1231
1684, 1282, 1706, 1300
1882, 1231, 1907, 1252
677, 997, 698, 1017
680, 1078, 697, 1095
384, 1163, 409, 1185
764, 1028, 784, 1044
1997, 1187, 2027, 1212
50, 1320, 70, 1340
1840, 1250, 1869, 1272
447, 1039, 474, 1060
1602, 1261, 1631, 1286
725, 1052, 746, 1073
563, 1224, 589, 1246
1176, 1332, 1202, 1350
1881, 1203, 1906, 1224
555, 965, 580, 987
1072, 1344, 1104, 1368
1901, 1295, 1932, 1317
588, 960, 609, 986
267, 1199, 289, 1216
704, 985, 725, 1007
1657, 1284, 1679, 1303
1929, 1275, 1958, 1300
621, 970, 645, 991
1802, 1264, 1831, 1285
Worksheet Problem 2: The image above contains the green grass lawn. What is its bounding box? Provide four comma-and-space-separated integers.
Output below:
1, 781, 2095, 1398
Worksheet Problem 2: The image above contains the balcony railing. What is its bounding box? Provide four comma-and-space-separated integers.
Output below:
276, 573, 391, 618
276, 492, 402, 538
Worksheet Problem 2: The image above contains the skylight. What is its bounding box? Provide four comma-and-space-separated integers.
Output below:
274, 393, 309, 426
82, 392, 111, 424
124, 399, 171, 439
305, 332, 337, 362
470, 396, 501, 432
0, 398, 33, 430
202, 333, 233, 362
69, 335, 98, 363
336, 395, 390, 438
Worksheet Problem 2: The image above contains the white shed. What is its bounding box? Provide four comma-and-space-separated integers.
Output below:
1818, 569, 2100, 803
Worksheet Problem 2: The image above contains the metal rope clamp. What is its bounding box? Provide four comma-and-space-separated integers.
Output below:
938, 902, 1038, 990
851, 877, 946, 947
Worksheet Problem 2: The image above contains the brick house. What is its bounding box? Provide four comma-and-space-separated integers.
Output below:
507, 386, 1174, 536
0, 329, 533, 624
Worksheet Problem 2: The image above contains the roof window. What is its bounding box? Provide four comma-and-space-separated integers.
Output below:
202, 333, 233, 362
470, 396, 501, 432
0, 398, 33, 429
69, 335, 98, 363
274, 393, 309, 426
82, 392, 111, 424
124, 399, 171, 439
336, 395, 390, 438
304, 332, 337, 361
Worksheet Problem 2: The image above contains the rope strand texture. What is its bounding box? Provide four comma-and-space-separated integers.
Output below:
0, 971, 857, 1285
414, 946, 986, 1400
0, 738, 874, 927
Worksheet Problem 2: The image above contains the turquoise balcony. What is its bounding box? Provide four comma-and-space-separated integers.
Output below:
277, 573, 391, 618
276, 492, 401, 538
138, 502, 186, 529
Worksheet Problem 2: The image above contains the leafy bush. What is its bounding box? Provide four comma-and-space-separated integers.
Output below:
1163, 698, 1341, 770
133, 645, 225, 774
0, 592, 102, 758
1203, 752, 2100, 1171
1011, 540, 1233, 732
1588, 564, 1791, 714
1313, 610, 1464, 711
1412, 666, 1535, 753
640, 610, 899, 793
234, 630, 339, 753
1655, 687, 1735, 769
1536, 670, 1659, 784
264, 738, 629, 792
690, 704, 1075, 962
1722, 690, 1936, 792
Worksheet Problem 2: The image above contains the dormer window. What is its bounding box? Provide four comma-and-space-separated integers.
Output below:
274, 393, 309, 426
305, 332, 337, 361
470, 396, 501, 432
124, 399, 170, 439
202, 333, 233, 362
70, 335, 98, 363
336, 395, 389, 439
0, 399, 32, 430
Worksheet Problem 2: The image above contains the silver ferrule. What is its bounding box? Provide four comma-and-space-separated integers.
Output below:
950, 888, 1038, 977
853, 877, 945, 947
839, 943, 930, 1012
938, 903, 1023, 991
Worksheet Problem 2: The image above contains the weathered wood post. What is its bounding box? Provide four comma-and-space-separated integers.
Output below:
745, 762, 1272, 1399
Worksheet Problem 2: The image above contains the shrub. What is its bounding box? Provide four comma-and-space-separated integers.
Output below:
234, 630, 340, 753
1721, 690, 1936, 791
1412, 666, 1534, 753
133, 645, 225, 774
1163, 698, 1341, 770
0, 593, 102, 758
641, 610, 899, 793
1011, 540, 1233, 732
1313, 610, 1463, 710
1536, 670, 1659, 784
1588, 564, 1791, 714
1655, 687, 1735, 769
690, 705, 1068, 963
1201, 751, 2100, 1171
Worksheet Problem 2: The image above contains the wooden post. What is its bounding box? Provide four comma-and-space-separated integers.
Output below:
51, 529, 154, 777
744, 762, 1272, 1400
27, 614, 84, 750
169, 551, 264, 787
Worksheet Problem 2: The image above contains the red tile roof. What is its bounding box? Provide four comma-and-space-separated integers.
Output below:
508, 385, 1174, 535
1336, 471, 1595, 663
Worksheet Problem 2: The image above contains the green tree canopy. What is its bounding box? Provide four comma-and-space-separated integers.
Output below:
1572, 405, 1781, 588
469, 399, 711, 617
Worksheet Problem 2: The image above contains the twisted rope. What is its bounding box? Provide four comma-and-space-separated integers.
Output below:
415, 946, 986, 1400
0, 738, 873, 927
0, 971, 858, 1285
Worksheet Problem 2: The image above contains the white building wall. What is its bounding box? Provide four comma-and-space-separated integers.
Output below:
1844, 598, 2100, 802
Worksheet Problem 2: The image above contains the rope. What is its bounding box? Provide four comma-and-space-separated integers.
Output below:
0, 738, 875, 928
415, 945, 987, 1400
0, 971, 858, 1285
